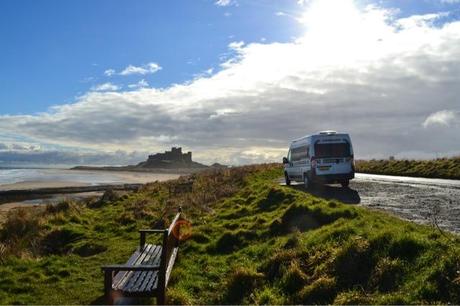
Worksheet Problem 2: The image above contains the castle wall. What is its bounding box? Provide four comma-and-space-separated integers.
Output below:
147, 147, 192, 164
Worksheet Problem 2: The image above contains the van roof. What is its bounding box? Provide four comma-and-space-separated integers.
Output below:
291, 131, 350, 143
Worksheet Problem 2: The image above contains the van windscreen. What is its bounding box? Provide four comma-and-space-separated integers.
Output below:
314, 142, 350, 158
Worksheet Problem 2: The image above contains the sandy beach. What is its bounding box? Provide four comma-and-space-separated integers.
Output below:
0, 170, 181, 221
0, 170, 180, 191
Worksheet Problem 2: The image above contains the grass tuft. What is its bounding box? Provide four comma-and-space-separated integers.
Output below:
223, 266, 264, 304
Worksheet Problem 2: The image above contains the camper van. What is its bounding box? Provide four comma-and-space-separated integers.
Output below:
283, 131, 355, 188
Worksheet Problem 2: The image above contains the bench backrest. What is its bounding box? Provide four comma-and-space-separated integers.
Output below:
158, 211, 182, 289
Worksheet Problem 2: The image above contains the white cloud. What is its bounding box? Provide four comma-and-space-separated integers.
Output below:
396, 12, 449, 29
215, 0, 235, 6
91, 82, 120, 91
128, 79, 149, 89
423, 110, 459, 128
228, 41, 244, 50
119, 62, 162, 76
0, 1, 460, 164
104, 69, 116, 76
0, 142, 41, 152
440, 0, 460, 3
0, 149, 147, 166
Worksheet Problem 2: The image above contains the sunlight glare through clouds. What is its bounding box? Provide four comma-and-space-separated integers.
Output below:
0, 0, 459, 164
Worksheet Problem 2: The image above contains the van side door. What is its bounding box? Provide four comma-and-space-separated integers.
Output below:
292, 145, 310, 180
285, 149, 294, 179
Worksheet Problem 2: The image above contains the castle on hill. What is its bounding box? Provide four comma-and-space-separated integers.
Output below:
137, 147, 205, 168
148, 147, 192, 164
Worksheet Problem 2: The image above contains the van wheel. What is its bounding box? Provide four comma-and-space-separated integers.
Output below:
303, 174, 310, 189
341, 180, 350, 188
284, 173, 291, 186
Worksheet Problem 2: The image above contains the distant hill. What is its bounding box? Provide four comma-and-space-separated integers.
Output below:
71, 147, 213, 173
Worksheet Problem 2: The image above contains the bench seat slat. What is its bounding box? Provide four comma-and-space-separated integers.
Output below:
138, 246, 163, 292
111, 249, 143, 286
128, 245, 162, 292
113, 244, 154, 291
113, 244, 163, 293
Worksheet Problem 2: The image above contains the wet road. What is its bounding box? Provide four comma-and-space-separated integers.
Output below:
284, 173, 460, 234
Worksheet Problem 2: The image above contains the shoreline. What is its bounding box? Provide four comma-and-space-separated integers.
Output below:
0, 170, 182, 213
0, 190, 105, 224
70, 165, 208, 174
0, 183, 144, 205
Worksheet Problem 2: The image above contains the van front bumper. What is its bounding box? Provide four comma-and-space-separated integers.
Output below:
311, 172, 354, 183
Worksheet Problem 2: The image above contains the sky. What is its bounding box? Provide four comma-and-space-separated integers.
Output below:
0, 0, 460, 165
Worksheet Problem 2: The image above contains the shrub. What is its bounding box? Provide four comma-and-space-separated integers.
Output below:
333, 290, 373, 305
261, 249, 298, 281
369, 257, 403, 292
223, 267, 264, 304
1, 208, 42, 241
270, 204, 321, 235
252, 287, 285, 305
116, 212, 136, 225
166, 287, 193, 305
41, 227, 86, 255
298, 276, 337, 304
334, 237, 374, 288
284, 231, 301, 249
212, 230, 257, 254
45, 200, 72, 214
258, 187, 294, 211
87, 189, 122, 208
388, 236, 425, 260
280, 260, 307, 294
72, 242, 107, 257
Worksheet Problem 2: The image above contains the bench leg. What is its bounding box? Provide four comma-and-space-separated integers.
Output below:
157, 289, 166, 305
104, 270, 114, 305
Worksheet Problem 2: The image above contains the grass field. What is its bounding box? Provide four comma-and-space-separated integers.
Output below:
0, 164, 459, 304
355, 157, 460, 180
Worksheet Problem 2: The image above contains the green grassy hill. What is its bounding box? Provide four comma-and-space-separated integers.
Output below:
0, 165, 459, 304
356, 157, 460, 179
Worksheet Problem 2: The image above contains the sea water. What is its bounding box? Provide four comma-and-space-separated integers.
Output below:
0, 167, 176, 190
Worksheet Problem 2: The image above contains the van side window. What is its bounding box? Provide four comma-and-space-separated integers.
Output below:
287, 149, 291, 162
291, 145, 309, 161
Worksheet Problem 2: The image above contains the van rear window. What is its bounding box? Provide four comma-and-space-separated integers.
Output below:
314, 143, 350, 158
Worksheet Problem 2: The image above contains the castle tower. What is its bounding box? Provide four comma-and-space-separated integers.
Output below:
184, 151, 192, 163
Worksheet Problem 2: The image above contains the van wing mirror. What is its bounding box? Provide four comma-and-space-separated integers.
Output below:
282, 157, 289, 164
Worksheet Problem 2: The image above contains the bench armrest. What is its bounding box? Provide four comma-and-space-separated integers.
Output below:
139, 229, 167, 249
101, 264, 160, 272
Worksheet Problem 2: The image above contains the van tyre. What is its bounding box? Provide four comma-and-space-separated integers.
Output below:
284, 173, 291, 186
341, 180, 350, 188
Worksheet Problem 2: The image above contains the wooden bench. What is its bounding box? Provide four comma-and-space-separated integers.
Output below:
101, 208, 182, 304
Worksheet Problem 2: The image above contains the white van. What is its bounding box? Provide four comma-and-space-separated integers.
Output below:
283, 131, 355, 188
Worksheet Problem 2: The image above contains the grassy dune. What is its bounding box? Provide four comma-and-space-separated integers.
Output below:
0, 165, 459, 304
356, 157, 460, 179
